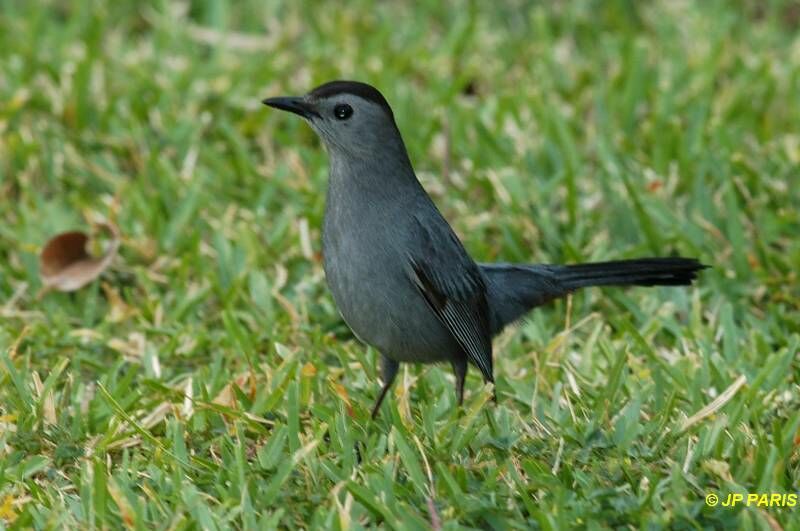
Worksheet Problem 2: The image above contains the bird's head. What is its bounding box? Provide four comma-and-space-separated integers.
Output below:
263, 80, 406, 162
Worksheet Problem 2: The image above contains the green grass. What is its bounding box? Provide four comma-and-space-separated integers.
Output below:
2, 0, 799, 528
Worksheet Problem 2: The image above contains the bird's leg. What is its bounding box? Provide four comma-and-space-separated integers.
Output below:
451, 358, 467, 406
371, 355, 399, 419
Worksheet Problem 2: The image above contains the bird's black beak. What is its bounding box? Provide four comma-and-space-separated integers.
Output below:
262, 96, 320, 120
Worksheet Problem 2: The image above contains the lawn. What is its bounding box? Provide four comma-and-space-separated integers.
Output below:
1, 0, 799, 528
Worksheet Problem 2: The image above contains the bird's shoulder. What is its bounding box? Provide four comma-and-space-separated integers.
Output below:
404, 203, 485, 300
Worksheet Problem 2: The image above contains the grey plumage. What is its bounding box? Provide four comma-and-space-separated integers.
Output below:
263, 80, 706, 418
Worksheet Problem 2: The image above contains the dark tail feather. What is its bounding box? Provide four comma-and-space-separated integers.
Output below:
553, 257, 708, 290
481, 257, 707, 336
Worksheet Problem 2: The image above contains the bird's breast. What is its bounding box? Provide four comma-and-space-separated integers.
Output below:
320, 200, 458, 363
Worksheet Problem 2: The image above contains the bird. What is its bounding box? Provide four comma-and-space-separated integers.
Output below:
263, 80, 706, 418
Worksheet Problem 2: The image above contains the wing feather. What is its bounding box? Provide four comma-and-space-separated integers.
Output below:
406, 217, 493, 381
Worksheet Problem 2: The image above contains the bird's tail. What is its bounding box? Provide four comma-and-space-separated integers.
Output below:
481, 257, 707, 335
552, 257, 706, 290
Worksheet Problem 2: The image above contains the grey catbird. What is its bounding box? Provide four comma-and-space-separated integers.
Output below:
264, 80, 706, 418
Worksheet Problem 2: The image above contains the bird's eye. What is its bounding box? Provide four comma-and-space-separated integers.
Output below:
334, 103, 353, 120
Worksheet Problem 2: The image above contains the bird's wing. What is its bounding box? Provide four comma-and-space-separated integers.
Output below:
405, 213, 494, 382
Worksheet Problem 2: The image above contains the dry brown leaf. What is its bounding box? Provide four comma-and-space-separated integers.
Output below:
32, 372, 56, 425
101, 282, 137, 322
212, 383, 237, 408
234, 373, 251, 389
331, 382, 354, 417
107, 477, 136, 528
182, 377, 194, 419
681, 375, 747, 432
233, 372, 256, 400
301, 362, 317, 377
107, 332, 145, 361
212, 373, 254, 408
39, 222, 120, 293
332, 382, 350, 406
140, 402, 172, 429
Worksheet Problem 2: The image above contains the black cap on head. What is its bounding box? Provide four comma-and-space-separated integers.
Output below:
309, 80, 394, 120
